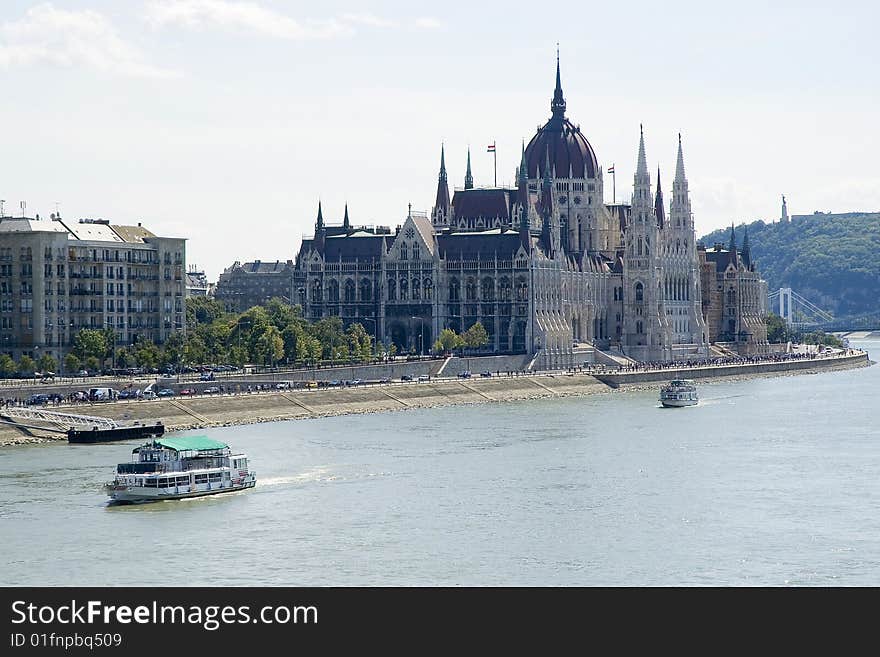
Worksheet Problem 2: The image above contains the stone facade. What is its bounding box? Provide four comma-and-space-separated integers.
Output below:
215, 259, 296, 313
291, 59, 767, 365
0, 215, 186, 363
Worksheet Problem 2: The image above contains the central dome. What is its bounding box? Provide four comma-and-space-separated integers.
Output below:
523, 59, 599, 180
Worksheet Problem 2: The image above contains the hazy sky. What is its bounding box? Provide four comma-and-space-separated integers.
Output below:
1, 1, 877, 279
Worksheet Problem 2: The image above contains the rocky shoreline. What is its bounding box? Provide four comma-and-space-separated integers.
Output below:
1, 352, 870, 448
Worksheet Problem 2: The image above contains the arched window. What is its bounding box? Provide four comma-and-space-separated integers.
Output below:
400, 243, 408, 260
515, 276, 528, 301
635, 282, 644, 302
412, 277, 420, 300
466, 277, 477, 301
344, 279, 356, 303
412, 243, 420, 261
387, 278, 396, 301
637, 237, 643, 256
399, 277, 408, 301
328, 279, 339, 302
481, 277, 495, 301
636, 320, 644, 334
310, 279, 322, 303
448, 278, 460, 301
359, 278, 371, 302
424, 278, 434, 300
499, 277, 511, 301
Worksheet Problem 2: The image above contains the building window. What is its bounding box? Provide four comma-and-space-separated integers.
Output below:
448, 278, 460, 302
387, 278, 396, 301
635, 282, 644, 302
344, 279, 356, 303
329, 280, 339, 303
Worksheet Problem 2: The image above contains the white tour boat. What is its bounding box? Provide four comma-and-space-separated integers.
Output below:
106, 436, 256, 504
659, 379, 698, 408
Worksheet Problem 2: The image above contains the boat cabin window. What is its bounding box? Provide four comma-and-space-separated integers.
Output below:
208, 472, 222, 482
194, 474, 209, 484
175, 476, 189, 486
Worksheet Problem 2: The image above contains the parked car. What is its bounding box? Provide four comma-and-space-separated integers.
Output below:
417, 375, 430, 382
88, 387, 116, 401
179, 388, 195, 396
27, 394, 49, 405
305, 381, 318, 388
480, 371, 492, 378
77, 369, 89, 377
276, 382, 291, 389
142, 390, 157, 400
203, 386, 221, 394
401, 374, 413, 382
458, 371, 472, 379
200, 372, 215, 381
157, 389, 175, 397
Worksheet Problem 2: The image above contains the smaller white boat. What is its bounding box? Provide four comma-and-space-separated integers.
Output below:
659, 379, 698, 407
106, 436, 256, 504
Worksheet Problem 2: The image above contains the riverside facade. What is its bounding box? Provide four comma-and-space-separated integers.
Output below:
0, 215, 186, 363
291, 58, 769, 366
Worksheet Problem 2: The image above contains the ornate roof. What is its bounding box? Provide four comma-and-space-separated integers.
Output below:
523, 57, 599, 180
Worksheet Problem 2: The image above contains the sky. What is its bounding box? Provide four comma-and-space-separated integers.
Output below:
0, 0, 878, 280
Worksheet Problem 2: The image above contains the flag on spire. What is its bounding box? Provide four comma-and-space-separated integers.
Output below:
487, 142, 496, 153
607, 165, 615, 174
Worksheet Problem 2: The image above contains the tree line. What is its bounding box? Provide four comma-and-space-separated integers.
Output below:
0, 298, 491, 378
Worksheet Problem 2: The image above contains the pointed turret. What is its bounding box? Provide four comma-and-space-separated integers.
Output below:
654, 167, 665, 228
343, 203, 350, 230
314, 200, 325, 253
674, 132, 686, 183
464, 148, 473, 190
551, 46, 566, 118
728, 223, 737, 251
433, 144, 450, 220
636, 124, 649, 179
741, 225, 752, 269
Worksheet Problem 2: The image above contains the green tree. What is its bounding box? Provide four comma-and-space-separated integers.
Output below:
765, 312, 789, 343
37, 353, 57, 374
64, 353, 81, 374
73, 328, 108, 362
0, 354, 16, 378
163, 332, 187, 368
18, 355, 36, 375
436, 328, 464, 354
462, 322, 489, 351
84, 356, 101, 372
115, 348, 134, 369
134, 339, 161, 370
186, 297, 227, 327
254, 325, 284, 366
346, 323, 372, 362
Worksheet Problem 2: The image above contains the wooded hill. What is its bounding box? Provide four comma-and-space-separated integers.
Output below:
699, 212, 880, 322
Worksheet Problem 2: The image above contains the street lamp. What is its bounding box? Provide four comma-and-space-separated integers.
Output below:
410, 316, 424, 357
361, 317, 377, 359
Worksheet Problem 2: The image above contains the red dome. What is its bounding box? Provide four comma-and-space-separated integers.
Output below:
525, 116, 599, 180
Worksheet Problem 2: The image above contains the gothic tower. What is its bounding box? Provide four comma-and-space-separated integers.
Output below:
622, 126, 666, 359
666, 134, 708, 353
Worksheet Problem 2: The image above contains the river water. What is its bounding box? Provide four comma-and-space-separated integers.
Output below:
2, 341, 878, 586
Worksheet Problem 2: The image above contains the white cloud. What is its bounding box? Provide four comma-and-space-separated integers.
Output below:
413, 17, 443, 29
0, 3, 175, 78
340, 13, 399, 29
145, 0, 354, 39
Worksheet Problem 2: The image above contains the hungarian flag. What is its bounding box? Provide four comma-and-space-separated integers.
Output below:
607, 165, 615, 174
487, 143, 496, 153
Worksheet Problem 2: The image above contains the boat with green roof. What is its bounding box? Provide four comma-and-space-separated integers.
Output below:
106, 436, 256, 504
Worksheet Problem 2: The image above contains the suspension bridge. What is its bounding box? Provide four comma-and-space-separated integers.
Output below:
768, 287, 835, 330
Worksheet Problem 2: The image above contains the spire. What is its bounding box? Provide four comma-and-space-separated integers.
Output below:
434, 144, 450, 217
636, 124, 648, 177
551, 45, 566, 118
464, 147, 473, 190
543, 144, 552, 185
741, 225, 751, 267
316, 200, 324, 229
654, 167, 665, 228
675, 132, 687, 182
728, 223, 737, 252
343, 203, 350, 230
518, 140, 528, 186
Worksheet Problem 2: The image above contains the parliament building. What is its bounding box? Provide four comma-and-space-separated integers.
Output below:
292, 59, 768, 367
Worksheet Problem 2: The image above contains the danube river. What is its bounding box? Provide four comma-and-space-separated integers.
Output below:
2, 341, 878, 586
